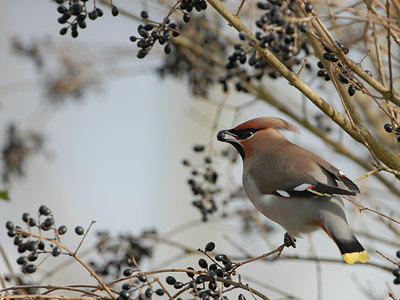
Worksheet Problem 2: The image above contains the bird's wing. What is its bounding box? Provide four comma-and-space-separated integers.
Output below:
247, 144, 359, 199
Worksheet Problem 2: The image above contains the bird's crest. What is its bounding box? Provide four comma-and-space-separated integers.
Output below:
233, 117, 300, 133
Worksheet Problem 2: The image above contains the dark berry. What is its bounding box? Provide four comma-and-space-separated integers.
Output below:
119, 290, 130, 300
299, 22, 308, 33
384, 124, 393, 133
317, 61, 324, 69
96, 8, 104, 17
111, 6, 119, 16
14, 236, 23, 246
209, 281, 217, 290
43, 217, 54, 228
27, 240, 38, 251
224, 263, 232, 271
28, 252, 38, 262
130, 36, 137, 42
395, 127, 400, 134
123, 268, 134, 276
88, 10, 98, 20
256, 1, 268, 9
198, 258, 208, 269
145, 288, 153, 298
8, 229, 17, 237
6, 221, 14, 231
397, 250, 400, 258
24, 264, 37, 274
393, 268, 400, 277
75, 226, 84, 235
139, 274, 147, 282
304, 2, 313, 12
18, 243, 27, 253
329, 54, 338, 62
155, 289, 165, 296
322, 52, 330, 60
204, 157, 212, 164
348, 85, 356, 96
186, 267, 195, 278
394, 277, 400, 285
122, 283, 132, 290
317, 70, 325, 77
78, 21, 86, 29
52, 246, 61, 257
196, 275, 205, 284
137, 49, 148, 59
70, 3, 82, 16
193, 145, 205, 152
183, 13, 190, 23
164, 43, 172, 54
17, 256, 27, 265
215, 254, 227, 261
58, 225, 67, 235
173, 281, 184, 289
140, 10, 149, 19
238, 31, 246, 41
60, 27, 68, 35
205, 241, 215, 252
39, 205, 51, 216
144, 24, 154, 31
166, 276, 176, 285
38, 240, 45, 250
22, 213, 30, 223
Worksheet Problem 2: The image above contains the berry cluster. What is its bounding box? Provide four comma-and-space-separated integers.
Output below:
218, 0, 313, 93
158, 15, 226, 96
130, 0, 208, 60
316, 41, 373, 97
130, 11, 179, 59
88, 230, 153, 278
5, 205, 86, 274
1, 124, 44, 184
182, 145, 219, 221
254, 0, 311, 62
179, 0, 208, 13
384, 123, 400, 142
55, 0, 119, 38
161, 241, 237, 299
118, 271, 164, 300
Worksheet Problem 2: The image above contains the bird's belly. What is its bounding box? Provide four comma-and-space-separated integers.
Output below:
248, 194, 319, 237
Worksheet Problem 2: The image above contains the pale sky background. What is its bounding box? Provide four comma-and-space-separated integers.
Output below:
0, 1, 396, 300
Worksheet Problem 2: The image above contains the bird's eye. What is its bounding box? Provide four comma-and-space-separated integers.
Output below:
238, 129, 256, 139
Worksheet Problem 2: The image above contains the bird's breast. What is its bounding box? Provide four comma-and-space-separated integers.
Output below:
243, 174, 319, 236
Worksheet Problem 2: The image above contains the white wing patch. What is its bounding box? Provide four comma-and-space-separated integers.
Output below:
293, 183, 312, 191
276, 190, 290, 198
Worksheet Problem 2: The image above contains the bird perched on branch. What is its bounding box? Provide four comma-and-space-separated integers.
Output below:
217, 117, 369, 264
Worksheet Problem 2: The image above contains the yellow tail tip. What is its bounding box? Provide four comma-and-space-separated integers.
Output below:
342, 250, 370, 264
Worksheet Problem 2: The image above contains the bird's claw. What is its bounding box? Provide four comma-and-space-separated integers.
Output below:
284, 232, 296, 248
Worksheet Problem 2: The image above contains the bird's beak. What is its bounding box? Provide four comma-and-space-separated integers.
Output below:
217, 129, 238, 143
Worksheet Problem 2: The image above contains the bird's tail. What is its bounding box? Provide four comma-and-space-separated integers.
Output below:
316, 218, 369, 264
335, 235, 369, 264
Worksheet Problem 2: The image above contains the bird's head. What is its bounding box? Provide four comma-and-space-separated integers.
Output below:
217, 117, 300, 159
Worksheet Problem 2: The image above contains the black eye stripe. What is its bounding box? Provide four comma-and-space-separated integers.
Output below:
230, 128, 258, 140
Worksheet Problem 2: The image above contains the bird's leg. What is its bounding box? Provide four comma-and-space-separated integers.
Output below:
284, 232, 297, 248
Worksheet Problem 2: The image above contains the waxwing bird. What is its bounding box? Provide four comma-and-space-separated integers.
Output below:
217, 117, 369, 264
